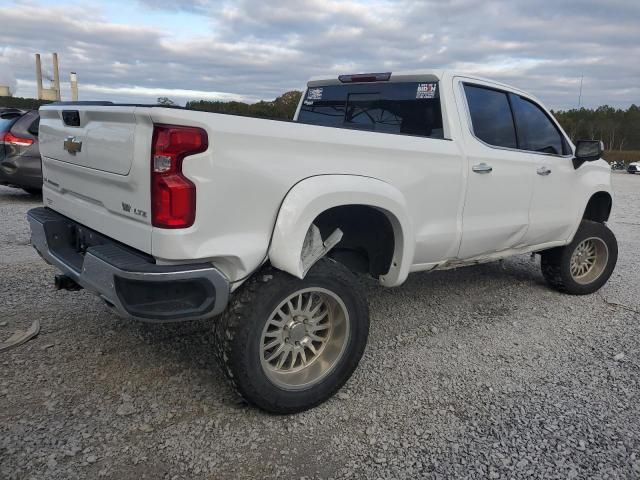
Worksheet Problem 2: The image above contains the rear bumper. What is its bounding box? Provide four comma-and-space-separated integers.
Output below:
0, 155, 42, 189
27, 207, 229, 322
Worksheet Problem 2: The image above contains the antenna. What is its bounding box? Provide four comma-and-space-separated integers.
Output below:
578, 74, 583, 108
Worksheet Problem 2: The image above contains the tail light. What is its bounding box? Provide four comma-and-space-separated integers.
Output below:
1, 132, 34, 146
151, 124, 208, 228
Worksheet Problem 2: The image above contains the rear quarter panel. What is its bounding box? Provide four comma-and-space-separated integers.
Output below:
147, 107, 464, 282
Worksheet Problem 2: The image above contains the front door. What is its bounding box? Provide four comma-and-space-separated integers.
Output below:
507, 93, 578, 245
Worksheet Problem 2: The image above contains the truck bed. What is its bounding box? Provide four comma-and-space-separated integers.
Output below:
38, 102, 462, 282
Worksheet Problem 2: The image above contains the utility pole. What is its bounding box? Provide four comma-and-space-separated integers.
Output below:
35, 53, 43, 99
578, 75, 583, 109
70, 72, 79, 101
52, 53, 61, 101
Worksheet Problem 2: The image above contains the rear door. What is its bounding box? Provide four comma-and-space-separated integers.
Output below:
454, 79, 536, 259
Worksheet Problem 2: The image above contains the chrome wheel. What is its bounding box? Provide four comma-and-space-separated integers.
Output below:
569, 237, 609, 285
260, 287, 350, 390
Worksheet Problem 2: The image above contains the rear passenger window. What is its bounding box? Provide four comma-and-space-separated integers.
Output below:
464, 84, 517, 149
510, 95, 566, 155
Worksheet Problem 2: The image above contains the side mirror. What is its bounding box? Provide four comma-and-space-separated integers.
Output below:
573, 140, 604, 169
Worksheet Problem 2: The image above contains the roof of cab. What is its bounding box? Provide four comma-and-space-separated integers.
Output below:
307, 70, 443, 87
306, 69, 530, 97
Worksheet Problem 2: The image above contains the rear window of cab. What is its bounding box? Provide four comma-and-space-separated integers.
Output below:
297, 82, 444, 139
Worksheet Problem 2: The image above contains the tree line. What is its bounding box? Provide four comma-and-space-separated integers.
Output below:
188, 93, 640, 153
0, 97, 52, 110
551, 105, 640, 151
186, 91, 302, 121
4, 92, 638, 157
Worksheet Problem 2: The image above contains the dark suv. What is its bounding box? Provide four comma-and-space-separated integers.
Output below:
0, 108, 42, 195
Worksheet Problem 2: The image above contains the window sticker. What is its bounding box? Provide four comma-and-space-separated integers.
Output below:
416, 83, 437, 99
307, 88, 323, 100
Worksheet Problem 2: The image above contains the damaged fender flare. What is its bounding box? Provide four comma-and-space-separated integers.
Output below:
268, 175, 414, 287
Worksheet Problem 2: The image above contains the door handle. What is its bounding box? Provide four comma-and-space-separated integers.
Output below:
472, 163, 493, 174
537, 166, 552, 176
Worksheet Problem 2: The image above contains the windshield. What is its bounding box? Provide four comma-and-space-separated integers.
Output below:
297, 81, 443, 139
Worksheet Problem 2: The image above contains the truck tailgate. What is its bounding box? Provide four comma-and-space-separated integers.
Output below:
38, 105, 154, 253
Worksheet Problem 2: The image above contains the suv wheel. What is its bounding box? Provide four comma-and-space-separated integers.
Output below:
541, 220, 617, 295
214, 258, 369, 413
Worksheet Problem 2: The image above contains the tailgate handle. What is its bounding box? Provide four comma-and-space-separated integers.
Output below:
62, 110, 81, 127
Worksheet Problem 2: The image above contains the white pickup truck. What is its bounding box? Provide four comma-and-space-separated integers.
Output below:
28, 71, 617, 413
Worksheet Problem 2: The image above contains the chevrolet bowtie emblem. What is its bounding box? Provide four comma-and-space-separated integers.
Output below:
63, 136, 82, 155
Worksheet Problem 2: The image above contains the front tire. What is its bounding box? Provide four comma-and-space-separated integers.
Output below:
214, 259, 369, 413
541, 220, 617, 295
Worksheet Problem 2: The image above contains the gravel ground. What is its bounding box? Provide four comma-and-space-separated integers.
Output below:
1, 173, 639, 480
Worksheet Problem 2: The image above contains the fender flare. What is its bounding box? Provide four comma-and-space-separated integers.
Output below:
567, 184, 613, 242
268, 175, 414, 287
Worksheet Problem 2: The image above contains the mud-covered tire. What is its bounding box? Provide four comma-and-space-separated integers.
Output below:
213, 258, 369, 414
541, 220, 617, 295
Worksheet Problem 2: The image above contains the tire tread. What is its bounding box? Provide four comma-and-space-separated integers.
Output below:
213, 259, 369, 413
540, 220, 617, 295
213, 267, 274, 404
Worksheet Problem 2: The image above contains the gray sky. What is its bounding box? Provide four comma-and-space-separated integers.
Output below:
0, 0, 638, 109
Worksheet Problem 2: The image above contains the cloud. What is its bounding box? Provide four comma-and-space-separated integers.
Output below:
0, 0, 638, 108
136, 0, 211, 14
0, 67, 17, 95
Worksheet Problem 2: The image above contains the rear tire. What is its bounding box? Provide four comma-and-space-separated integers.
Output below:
213, 259, 369, 414
541, 220, 617, 295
